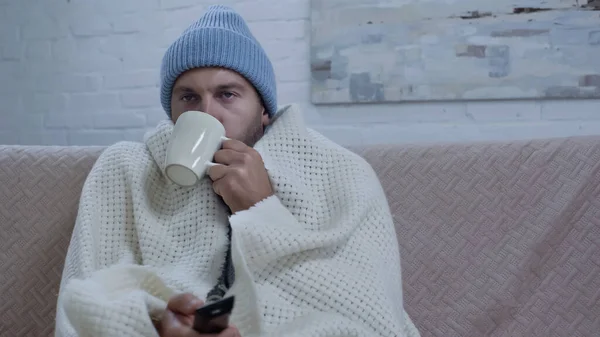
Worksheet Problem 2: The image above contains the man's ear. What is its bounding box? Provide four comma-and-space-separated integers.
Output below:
261, 108, 270, 127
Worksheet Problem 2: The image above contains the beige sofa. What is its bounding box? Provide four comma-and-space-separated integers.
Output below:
2, 137, 599, 337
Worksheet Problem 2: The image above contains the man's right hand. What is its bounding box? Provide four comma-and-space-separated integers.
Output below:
156, 293, 240, 337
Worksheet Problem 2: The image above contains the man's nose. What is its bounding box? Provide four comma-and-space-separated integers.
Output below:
199, 98, 223, 123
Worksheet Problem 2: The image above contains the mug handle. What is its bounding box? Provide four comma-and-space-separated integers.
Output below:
206, 136, 231, 168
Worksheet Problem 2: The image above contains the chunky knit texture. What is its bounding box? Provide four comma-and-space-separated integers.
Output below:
54, 104, 420, 337
160, 5, 277, 118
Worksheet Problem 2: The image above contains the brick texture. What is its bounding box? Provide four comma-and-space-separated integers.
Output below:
1, 0, 599, 146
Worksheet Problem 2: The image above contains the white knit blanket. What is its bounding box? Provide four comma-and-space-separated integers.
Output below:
55, 104, 420, 337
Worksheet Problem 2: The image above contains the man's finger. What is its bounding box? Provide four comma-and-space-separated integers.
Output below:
167, 293, 204, 315
160, 310, 202, 337
159, 310, 186, 335
207, 163, 228, 182
198, 326, 240, 337
211, 176, 231, 198
217, 326, 242, 337
221, 139, 250, 152
213, 149, 245, 165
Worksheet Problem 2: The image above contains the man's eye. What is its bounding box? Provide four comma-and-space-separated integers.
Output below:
181, 94, 196, 102
221, 91, 235, 99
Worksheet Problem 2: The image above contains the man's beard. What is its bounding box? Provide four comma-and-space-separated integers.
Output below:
242, 113, 265, 147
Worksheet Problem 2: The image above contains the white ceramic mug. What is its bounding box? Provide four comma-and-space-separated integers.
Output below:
165, 111, 229, 187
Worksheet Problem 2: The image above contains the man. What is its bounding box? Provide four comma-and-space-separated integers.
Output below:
55, 5, 420, 337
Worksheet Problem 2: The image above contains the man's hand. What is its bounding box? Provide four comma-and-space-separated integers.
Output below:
208, 139, 274, 214
157, 293, 240, 337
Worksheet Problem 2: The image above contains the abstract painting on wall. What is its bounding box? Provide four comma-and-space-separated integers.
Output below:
310, 0, 600, 104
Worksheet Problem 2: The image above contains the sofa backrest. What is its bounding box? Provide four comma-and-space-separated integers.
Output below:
0, 146, 103, 336
352, 137, 600, 337
2, 137, 600, 337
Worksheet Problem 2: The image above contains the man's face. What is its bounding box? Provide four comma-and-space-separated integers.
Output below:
170, 67, 270, 147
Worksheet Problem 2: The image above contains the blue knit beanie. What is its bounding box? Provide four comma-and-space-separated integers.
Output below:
160, 5, 277, 118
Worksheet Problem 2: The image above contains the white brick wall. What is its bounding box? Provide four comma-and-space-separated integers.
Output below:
1, 0, 599, 146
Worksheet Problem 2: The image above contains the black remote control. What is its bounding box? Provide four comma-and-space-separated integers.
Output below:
192, 296, 235, 334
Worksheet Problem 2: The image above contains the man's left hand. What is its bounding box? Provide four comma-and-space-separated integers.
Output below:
208, 139, 274, 214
